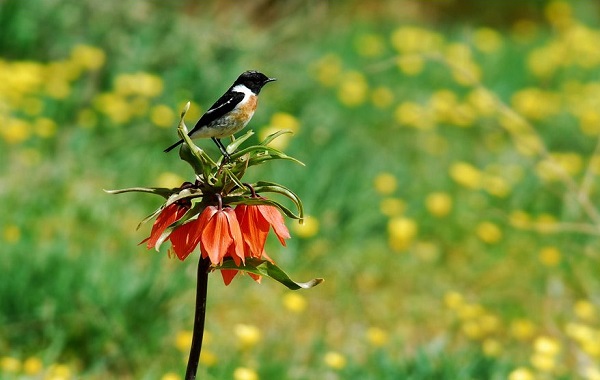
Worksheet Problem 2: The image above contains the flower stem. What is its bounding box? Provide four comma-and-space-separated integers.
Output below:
185, 257, 211, 380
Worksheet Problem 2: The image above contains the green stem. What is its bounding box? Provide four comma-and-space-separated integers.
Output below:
185, 257, 211, 380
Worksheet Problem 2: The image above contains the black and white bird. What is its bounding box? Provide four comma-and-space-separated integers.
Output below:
164, 70, 276, 157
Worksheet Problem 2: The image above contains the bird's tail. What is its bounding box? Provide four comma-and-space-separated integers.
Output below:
164, 139, 183, 153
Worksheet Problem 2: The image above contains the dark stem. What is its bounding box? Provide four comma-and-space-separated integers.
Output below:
185, 257, 211, 380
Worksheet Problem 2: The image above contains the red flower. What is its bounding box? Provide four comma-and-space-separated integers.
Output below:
169, 205, 245, 266
142, 203, 189, 249
235, 203, 290, 259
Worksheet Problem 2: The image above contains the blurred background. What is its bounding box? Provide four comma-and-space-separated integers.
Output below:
2, 0, 600, 379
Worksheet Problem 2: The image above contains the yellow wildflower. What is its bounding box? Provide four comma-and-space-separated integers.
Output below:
476, 222, 503, 244
388, 217, 417, 251
292, 215, 319, 239
323, 351, 346, 370
373, 172, 397, 195
233, 367, 259, 380
425, 192, 452, 218
150, 104, 175, 128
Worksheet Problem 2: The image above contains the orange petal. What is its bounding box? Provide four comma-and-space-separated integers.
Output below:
170, 206, 216, 261
201, 211, 233, 265
144, 204, 187, 249
224, 207, 246, 264
170, 218, 207, 261
220, 269, 239, 286
258, 205, 290, 246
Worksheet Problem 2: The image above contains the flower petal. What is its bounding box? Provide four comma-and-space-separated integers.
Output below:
258, 204, 291, 246
236, 204, 269, 257
220, 269, 239, 286
170, 206, 216, 261
201, 211, 233, 265
144, 204, 188, 249
223, 208, 245, 264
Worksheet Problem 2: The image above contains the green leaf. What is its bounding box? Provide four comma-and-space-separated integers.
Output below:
227, 130, 255, 153
214, 258, 323, 290
223, 196, 302, 220
229, 145, 304, 166
104, 187, 175, 198
260, 129, 293, 146
251, 181, 304, 220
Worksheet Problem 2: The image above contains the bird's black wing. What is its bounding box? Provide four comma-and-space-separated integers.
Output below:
164, 90, 245, 153
193, 91, 245, 130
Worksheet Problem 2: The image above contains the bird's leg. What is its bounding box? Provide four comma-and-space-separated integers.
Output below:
212, 137, 231, 161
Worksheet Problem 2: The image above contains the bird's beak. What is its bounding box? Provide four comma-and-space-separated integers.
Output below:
265, 77, 277, 83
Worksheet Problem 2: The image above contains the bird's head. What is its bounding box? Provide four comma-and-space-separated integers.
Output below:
235, 70, 276, 94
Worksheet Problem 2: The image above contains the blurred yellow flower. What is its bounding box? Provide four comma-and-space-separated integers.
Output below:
282, 292, 307, 313
174, 330, 193, 353
179, 100, 202, 123
467, 87, 497, 117
373, 172, 397, 195
312, 54, 342, 87
366, 327, 389, 347
233, 367, 259, 380
429, 89, 458, 122
234, 324, 261, 349
371, 86, 394, 109
574, 300, 597, 322
482, 338, 503, 357
461, 320, 483, 340
34, 117, 57, 138
390, 26, 444, 54
337, 70, 368, 107
323, 351, 346, 370
45, 78, 71, 99
2, 118, 30, 144
388, 217, 417, 251
534, 335, 561, 356
151, 104, 176, 128
396, 55, 424, 76
379, 197, 406, 217
458, 303, 485, 320
23, 356, 43, 375
473, 27, 503, 54
47, 363, 72, 379
482, 175, 510, 198
449, 162, 482, 189
394, 101, 433, 129
94, 92, 131, 124
578, 109, 600, 135
539, 246, 561, 267
510, 319, 536, 341
476, 222, 502, 244
425, 192, 452, 218
161, 372, 181, 380
3, 224, 21, 243
443, 291, 465, 310
545, 1, 573, 29
259, 112, 300, 150
115, 72, 163, 97
527, 45, 561, 78
130, 96, 150, 117
200, 350, 218, 367
70, 44, 106, 71
536, 153, 583, 182
0, 357, 21, 373
479, 313, 501, 334
354, 33, 385, 57
508, 367, 535, 380
511, 88, 560, 120
293, 215, 319, 238
531, 352, 557, 372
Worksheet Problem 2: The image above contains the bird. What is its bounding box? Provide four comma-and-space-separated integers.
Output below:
164, 70, 276, 158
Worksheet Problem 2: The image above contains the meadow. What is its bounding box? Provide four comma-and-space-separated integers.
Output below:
2, 1, 600, 379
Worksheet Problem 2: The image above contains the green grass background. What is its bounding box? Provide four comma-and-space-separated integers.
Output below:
2, 0, 600, 379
